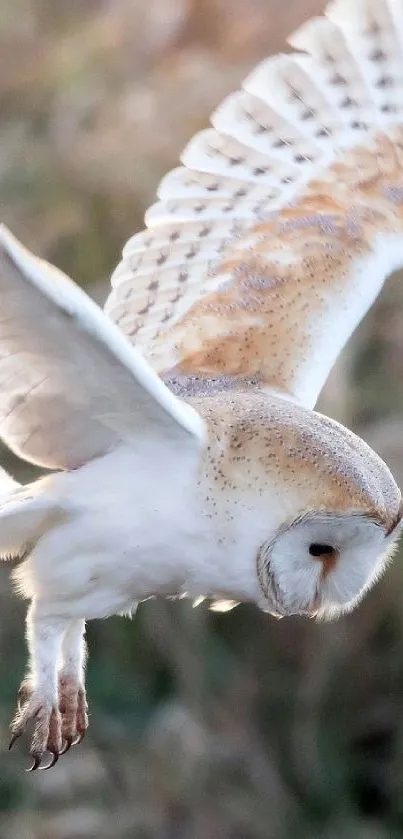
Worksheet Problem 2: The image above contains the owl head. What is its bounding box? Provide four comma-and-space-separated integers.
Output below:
254, 400, 403, 620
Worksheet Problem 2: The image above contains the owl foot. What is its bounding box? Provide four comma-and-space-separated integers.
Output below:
9, 681, 62, 770
9, 674, 88, 769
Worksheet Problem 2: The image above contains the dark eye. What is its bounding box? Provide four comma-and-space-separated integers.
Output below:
309, 543, 335, 557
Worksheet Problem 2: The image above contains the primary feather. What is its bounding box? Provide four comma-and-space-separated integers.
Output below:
105, 0, 403, 408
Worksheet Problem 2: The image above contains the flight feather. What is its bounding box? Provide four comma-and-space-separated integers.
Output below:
105, 0, 403, 408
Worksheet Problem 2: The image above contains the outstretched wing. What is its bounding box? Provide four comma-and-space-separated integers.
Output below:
105, 0, 403, 408
0, 226, 204, 470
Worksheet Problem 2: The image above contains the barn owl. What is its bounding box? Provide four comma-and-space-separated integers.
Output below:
1, 0, 403, 770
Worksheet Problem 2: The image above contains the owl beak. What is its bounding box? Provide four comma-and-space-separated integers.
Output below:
385, 497, 403, 536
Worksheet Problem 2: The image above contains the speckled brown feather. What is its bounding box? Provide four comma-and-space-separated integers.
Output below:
167, 380, 402, 534
152, 132, 403, 400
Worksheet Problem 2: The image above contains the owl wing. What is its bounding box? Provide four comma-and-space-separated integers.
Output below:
105, 0, 403, 409
0, 225, 203, 470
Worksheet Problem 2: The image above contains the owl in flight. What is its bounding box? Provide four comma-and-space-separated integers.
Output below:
1, 0, 403, 769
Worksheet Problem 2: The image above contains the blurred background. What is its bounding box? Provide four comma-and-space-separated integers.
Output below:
2, 0, 403, 837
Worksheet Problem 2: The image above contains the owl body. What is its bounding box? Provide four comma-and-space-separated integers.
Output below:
9, 382, 400, 635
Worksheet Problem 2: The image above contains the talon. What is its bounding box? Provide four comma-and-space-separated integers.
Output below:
60, 736, 72, 755
9, 732, 20, 751
72, 730, 85, 747
26, 755, 41, 772
41, 751, 59, 770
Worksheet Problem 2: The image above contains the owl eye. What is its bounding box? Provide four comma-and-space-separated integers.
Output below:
309, 543, 335, 557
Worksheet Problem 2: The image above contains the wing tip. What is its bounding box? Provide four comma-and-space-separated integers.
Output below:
287, 16, 326, 51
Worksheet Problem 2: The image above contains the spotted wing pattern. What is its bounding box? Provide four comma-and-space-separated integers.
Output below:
105, 0, 403, 408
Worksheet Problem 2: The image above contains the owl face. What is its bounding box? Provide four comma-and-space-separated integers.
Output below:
257, 510, 402, 619
224, 396, 403, 620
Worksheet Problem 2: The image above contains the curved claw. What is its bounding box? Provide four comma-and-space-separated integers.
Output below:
9, 732, 20, 751
72, 730, 86, 747
59, 737, 72, 756
40, 751, 59, 770
26, 755, 41, 772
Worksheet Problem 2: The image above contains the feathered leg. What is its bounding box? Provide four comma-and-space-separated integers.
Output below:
9, 601, 66, 770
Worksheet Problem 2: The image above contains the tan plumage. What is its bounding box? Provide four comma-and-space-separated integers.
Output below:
1, 0, 403, 769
